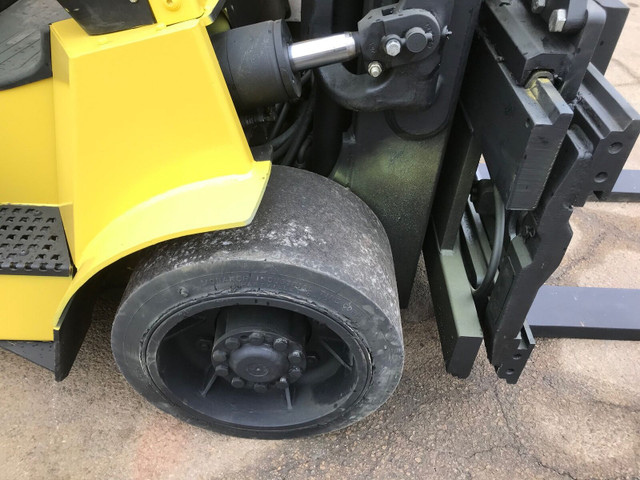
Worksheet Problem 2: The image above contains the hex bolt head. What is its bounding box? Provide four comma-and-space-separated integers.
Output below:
211, 350, 227, 363
224, 337, 241, 350
214, 364, 229, 376
548, 9, 567, 33
249, 332, 265, 345
254, 383, 268, 393
384, 38, 402, 57
288, 367, 303, 382
231, 376, 246, 388
276, 376, 289, 389
273, 338, 288, 352
288, 350, 305, 366
531, 0, 546, 13
367, 61, 383, 78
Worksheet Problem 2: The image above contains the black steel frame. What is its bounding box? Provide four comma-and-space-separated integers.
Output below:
424, 0, 640, 384
478, 163, 640, 341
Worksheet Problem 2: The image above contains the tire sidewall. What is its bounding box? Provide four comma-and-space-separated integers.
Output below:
112, 259, 404, 438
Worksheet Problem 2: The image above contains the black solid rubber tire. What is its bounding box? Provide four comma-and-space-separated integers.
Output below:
111, 166, 403, 438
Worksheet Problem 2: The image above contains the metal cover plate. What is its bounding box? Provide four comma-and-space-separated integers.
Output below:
0, 205, 72, 277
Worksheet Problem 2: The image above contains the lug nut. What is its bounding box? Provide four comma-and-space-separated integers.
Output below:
288, 350, 305, 366
249, 332, 265, 345
224, 337, 241, 350
531, 0, 546, 13
211, 350, 227, 363
231, 377, 246, 388
214, 364, 229, 376
548, 9, 567, 33
384, 38, 402, 57
276, 376, 289, 389
288, 367, 303, 382
273, 338, 288, 352
254, 383, 268, 393
367, 61, 383, 78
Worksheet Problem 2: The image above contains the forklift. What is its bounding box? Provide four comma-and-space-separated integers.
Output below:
1, 0, 638, 438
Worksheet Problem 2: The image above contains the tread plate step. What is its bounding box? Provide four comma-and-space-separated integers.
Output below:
0, 205, 72, 277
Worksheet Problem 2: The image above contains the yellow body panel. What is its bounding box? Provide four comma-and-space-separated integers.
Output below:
50, 18, 260, 261
0, 80, 58, 205
53, 165, 269, 335
0, 276, 72, 340
0, 15, 270, 341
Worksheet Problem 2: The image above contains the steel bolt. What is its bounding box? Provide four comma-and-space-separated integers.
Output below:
273, 338, 288, 352
249, 332, 265, 345
224, 337, 241, 350
288, 350, 305, 366
548, 9, 567, 33
276, 376, 289, 389
254, 383, 268, 393
384, 38, 402, 57
211, 350, 227, 363
231, 376, 246, 388
288, 367, 303, 382
367, 61, 383, 78
214, 364, 229, 376
531, 0, 545, 13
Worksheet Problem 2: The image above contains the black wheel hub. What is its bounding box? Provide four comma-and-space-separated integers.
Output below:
146, 298, 372, 435
211, 329, 307, 392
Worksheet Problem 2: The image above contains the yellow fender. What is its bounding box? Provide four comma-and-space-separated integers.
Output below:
0, 10, 270, 343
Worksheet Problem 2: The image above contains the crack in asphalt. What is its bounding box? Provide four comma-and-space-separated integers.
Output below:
492, 383, 581, 480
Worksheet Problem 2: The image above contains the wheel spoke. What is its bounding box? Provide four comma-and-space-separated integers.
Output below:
284, 386, 293, 411
164, 317, 208, 342
166, 309, 222, 342
319, 339, 352, 371
200, 368, 218, 397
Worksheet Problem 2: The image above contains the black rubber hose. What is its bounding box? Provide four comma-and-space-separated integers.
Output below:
272, 106, 312, 159
271, 104, 308, 149
273, 134, 294, 159
280, 95, 315, 166
301, 70, 312, 84
268, 72, 312, 141
268, 103, 290, 141
296, 135, 313, 166
472, 187, 505, 300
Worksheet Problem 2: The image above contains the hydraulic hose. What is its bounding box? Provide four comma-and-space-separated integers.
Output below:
472, 187, 505, 300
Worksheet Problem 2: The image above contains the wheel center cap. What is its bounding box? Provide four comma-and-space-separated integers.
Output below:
247, 364, 269, 377
229, 345, 288, 383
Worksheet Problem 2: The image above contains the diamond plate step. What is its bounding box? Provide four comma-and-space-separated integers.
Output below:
0, 205, 72, 276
